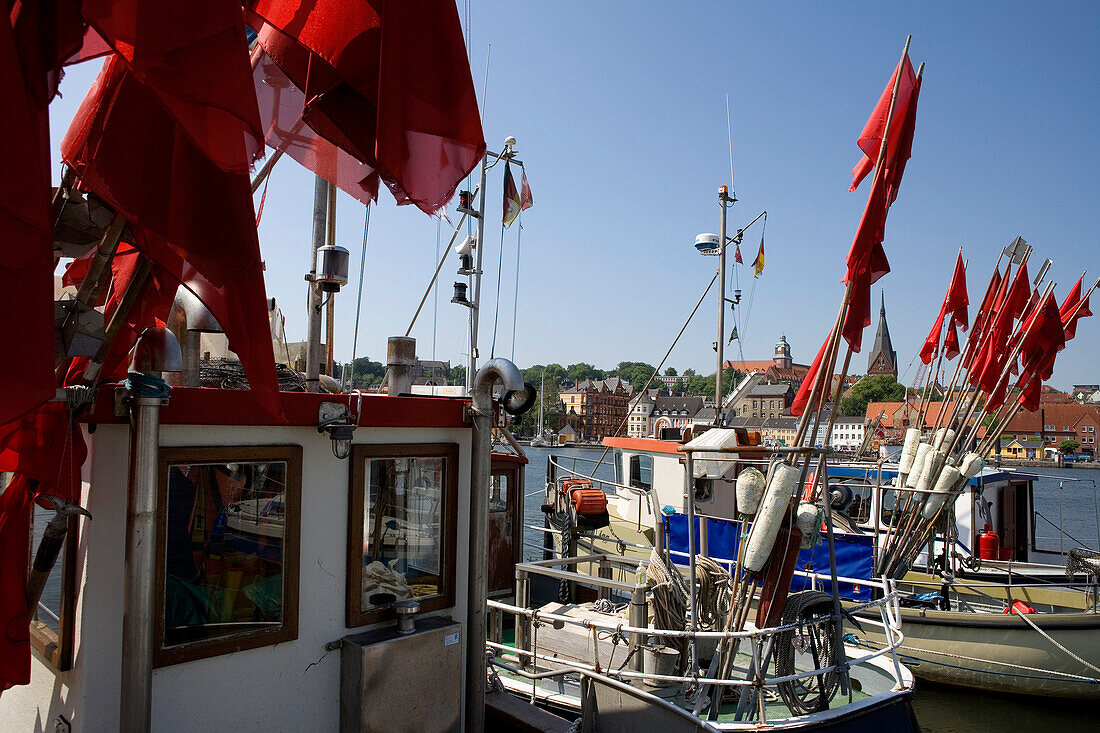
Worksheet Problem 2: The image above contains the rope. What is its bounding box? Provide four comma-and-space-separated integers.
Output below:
1014, 609, 1100, 676
774, 590, 840, 714
489, 208, 506, 358
123, 371, 170, 399
694, 556, 732, 629
586, 271, 718, 477
847, 634, 1100, 684
645, 548, 688, 664
346, 204, 371, 387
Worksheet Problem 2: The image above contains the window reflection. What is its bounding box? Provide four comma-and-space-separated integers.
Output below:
489, 474, 509, 513
361, 457, 445, 613
163, 460, 287, 647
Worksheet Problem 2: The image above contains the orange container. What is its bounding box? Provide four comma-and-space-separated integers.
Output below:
561, 478, 593, 493
570, 488, 608, 515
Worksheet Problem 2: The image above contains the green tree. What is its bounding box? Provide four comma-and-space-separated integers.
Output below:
1060, 439, 1081, 455
838, 374, 906, 417
664, 367, 678, 377
611, 361, 657, 391
340, 356, 387, 388
566, 362, 605, 383
449, 364, 466, 387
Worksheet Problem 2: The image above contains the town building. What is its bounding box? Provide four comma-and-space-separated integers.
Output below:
650, 395, 706, 437
729, 383, 794, 420
863, 401, 971, 443
830, 416, 866, 451
1001, 403, 1100, 457
626, 389, 659, 438
866, 293, 898, 378
411, 359, 450, 386
999, 438, 1045, 460
723, 334, 812, 384
558, 377, 634, 441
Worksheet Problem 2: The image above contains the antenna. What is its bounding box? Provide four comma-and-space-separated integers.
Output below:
726, 93, 736, 200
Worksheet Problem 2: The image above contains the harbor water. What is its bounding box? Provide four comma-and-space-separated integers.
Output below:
521, 446, 1099, 732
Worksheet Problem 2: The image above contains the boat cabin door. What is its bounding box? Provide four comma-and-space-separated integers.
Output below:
488, 453, 526, 598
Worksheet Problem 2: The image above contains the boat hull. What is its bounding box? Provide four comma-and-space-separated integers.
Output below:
854, 606, 1100, 699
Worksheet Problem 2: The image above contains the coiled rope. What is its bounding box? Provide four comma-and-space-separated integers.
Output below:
124, 371, 170, 399
773, 590, 840, 715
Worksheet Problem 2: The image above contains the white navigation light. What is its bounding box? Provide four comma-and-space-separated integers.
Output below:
317, 244, 350, 292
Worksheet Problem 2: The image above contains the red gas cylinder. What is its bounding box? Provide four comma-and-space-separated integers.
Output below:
979, 525, 1000, 561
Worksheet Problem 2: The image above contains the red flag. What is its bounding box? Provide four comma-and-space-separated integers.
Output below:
944, 252, 969, 330
850, 57, 917, 192
1060, 276, 1092, 342
841, 166, 890, 352
985, 372, 1009, 413
883, 75, 921, 205
971, 266, 1001, 336
1019, 375, 1041, 412
61, 56, 282, 417
1019, 292, 1066, 381
249, 0, 486, 214
0, 476, 33, 691
80, 0, 264, 172
791, 337, 830, 417
734, 244, 743, 264
0, 18, 55, 427
944, 317, 961, 360
252, 49, 379, 205
919, 305, 946, 365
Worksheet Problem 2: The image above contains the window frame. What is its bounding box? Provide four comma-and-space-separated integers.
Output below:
346, 443, 459, 628
28, 506, 79, 672
153, 445, 302, 668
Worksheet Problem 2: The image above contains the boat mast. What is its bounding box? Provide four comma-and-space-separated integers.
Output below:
714, 185, 733, 424
538, 368, 545, 436
305, 174, 328, 389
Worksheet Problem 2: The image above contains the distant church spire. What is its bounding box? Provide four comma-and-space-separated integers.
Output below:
867, 291, 898, 378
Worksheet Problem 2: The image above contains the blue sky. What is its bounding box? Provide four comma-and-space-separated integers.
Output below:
48, 2, 1100, 389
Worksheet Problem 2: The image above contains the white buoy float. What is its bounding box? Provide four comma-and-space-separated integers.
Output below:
743, 462, 799, 573
905, 442, 932, 489
736, 466, 767, 516
897, 428, 921, 481
796, 500, 822, 549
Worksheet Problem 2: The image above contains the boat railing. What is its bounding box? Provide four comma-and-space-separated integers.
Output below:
488, 554, 908, 724
546, 453, 664, 533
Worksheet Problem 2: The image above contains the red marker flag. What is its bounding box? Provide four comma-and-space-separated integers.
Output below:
919, 306, 946, 365
791, 337, 830, 417
841, 165, 890, 352
850, 56, 917, 192
944, 252, 969, 330
62, 56, 282, 418
734, 244, 743, 265
1060, 276, 1093, 342
944, 318, 961, 360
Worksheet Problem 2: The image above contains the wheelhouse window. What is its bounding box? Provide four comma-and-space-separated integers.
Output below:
629, 454, 652, 491
347, 444, 458, 627
156, 446, 301, 667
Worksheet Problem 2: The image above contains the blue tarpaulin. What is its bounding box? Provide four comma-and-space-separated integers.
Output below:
663, 513, 873, 601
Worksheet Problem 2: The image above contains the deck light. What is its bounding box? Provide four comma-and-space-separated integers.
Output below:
501, 382, 538, 416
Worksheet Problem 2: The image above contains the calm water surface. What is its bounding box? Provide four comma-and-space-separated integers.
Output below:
520, 447, 1100, 732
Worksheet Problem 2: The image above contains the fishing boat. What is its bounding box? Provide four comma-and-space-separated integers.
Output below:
0, 3, 568, 731
497, 441, 916, 730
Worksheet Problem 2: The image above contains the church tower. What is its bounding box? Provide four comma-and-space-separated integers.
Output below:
774, 334, 792, 369
867, 292, 898, 378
